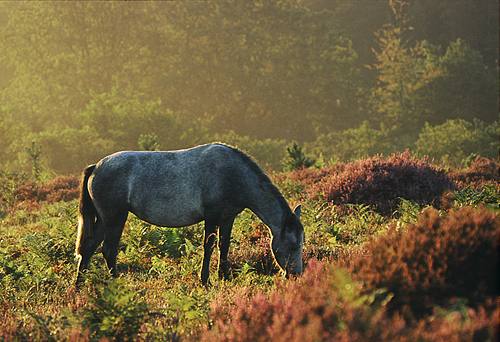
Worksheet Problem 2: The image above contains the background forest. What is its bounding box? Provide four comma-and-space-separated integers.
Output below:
0, 0, 498, 176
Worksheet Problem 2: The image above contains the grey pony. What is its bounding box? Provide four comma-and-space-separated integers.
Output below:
75, 143, 304, 286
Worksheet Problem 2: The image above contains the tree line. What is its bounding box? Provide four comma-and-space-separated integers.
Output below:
0, 0, 497, 174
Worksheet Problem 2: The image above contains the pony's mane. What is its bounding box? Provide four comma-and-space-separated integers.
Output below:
212, 142, 291, 213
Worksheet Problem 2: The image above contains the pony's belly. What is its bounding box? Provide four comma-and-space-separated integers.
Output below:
130, 204, 204, 228
142, 212, 204, 228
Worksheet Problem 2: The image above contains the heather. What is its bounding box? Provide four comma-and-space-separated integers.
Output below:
14, 175, 80, 204
346, 207, 499, 316
449, 156, 499, 190
288, 151, 454, 215
204, 260, 499, 342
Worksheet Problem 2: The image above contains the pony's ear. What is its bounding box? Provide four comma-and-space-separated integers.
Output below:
293, 204, 302, 219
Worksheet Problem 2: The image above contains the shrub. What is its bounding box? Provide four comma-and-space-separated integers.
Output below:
287, 166, 336, 188
0, 171, 28, 216
449, 156, 499, 189
36, 125, 117, 174
308, 121, 392, 162
311, 151, 454, 215
14, 175, 79, 204
138, 133, 161, 151
406, 302, 500, 341
415, 119, 499, 167
347, 207, 499, 316
274, 166, 339, 200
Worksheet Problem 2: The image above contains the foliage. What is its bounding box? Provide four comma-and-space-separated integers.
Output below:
36, 126, 117, 174
82, 279, 149, 341
309, 121, 392, 162
204, 259, 500, 341
120, 217, 201, 273
282, 142, 315, 171
370, 1, 441, 135
0, 2, 495, 173
447, 186, 499, 210
369, 3, 497, 146
0, 171, 28, 217
214, 131, 287, 170
347, 207, 499, 316
229, 219, 277, 276
424, 39, 498, 124
138, 133, 161, 151
0, 1, 364, 151
416, 119, 499, 167
311, 151, 454, 215
318, 204, 386, 245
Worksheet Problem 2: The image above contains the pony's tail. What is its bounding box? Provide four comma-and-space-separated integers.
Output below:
75, 164, 97, 258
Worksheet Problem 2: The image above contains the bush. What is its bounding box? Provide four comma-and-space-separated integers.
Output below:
138, 133, 161, 151
309, 121, 391, 162
36, 125, 117, 174
449, 156, 499, 189
347, 207, 499, 316
415, 119, 499, 167
15, 175, 79, 204
311, 151, 454, 215
0, 171, 28, 216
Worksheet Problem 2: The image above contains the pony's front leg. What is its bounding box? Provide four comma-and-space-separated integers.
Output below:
201, 220, 217, 286
218, 216, 235, 280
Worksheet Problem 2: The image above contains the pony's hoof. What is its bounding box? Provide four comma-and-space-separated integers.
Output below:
218, 271, 232, 281
201, 278, 212, 288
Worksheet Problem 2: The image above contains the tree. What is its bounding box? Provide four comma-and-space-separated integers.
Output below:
282, 142, 316, 171
424, 39, 498, 124
370, 0, 441, 139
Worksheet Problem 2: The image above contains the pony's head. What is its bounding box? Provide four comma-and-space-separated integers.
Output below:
271, 205, 304, 276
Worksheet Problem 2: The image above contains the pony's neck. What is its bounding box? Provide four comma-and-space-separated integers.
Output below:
248, 182, 290, 237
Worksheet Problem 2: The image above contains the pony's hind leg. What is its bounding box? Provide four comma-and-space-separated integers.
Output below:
76, 221, 105, 286
102, 212, 128, 277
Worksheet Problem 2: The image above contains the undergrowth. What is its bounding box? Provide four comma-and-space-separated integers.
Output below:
0, 157, 498, 341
